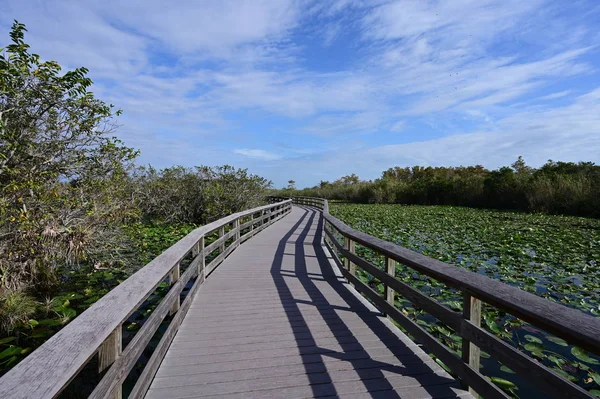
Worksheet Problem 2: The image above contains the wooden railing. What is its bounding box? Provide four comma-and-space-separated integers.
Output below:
0, 200, 292, 399
292, 196, 600, 399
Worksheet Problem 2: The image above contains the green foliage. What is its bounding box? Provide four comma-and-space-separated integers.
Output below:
1, 21, 139, 293
0, 22, 275, 377
278, 157, 600, 218
331, 203, 600, 396
0, 290, 37, 334
134, 165, 271, 224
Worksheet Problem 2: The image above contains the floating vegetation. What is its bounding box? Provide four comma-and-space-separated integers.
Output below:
331, 203, 600, 397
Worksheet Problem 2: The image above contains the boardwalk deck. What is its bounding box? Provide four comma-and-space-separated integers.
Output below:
146, 206, 471, 399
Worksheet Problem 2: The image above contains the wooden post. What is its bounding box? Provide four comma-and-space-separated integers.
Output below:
219, 226, 225, 254
169, 263, 180, 315
344, 238, 356, 277
198, 236, 205, 277
349, 240, 356, 276
98, 326, 122, 399
344, 237, 350, 270
234, 218, 240, 248
462, 292, 482, 396
385, 257, 396, 318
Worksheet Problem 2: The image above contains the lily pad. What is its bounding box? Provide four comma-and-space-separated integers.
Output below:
524, 334, 543, 344
572, 347, 600, 365
547, 336, 568, 347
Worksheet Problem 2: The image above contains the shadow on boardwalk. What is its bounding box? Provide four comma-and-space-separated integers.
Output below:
269, 206, 462, 398
146, 206, 468, 399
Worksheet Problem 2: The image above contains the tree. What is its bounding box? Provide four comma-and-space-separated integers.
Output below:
0, 21, 138, 294
287, 180, 296, 190
339, 174, 360, 185
511, 156, 533, 175
135, 165, 272, 224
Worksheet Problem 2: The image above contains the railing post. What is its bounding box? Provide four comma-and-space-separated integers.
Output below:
344, 237, 356, 277
462, 292, 482, 396
234, 217, 240, 248
219, 226, 225, 254
98, 326, 122, 399
169, 263, 180, 315
198, 236, 205, 278
385, 257, 396, 318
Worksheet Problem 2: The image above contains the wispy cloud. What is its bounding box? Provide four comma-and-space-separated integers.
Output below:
1, 0, 599, 187
234, 149, 282, 161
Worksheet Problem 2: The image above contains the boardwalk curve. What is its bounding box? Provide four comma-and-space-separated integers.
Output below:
146, 206, 468, 399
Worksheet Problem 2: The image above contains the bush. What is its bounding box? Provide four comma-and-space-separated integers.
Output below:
0, 21, 138, 294
277, 158, 600, 218
135, 165, 272, 224
0, 290, 37, 334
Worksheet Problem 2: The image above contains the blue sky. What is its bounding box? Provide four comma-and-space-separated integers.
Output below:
2, 0, 600, 188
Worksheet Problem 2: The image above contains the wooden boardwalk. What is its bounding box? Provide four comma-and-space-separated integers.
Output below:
146, 206, 470, 399
2, 199, 598, 399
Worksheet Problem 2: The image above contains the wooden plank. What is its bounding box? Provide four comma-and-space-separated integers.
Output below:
461, 293, 481, 396
89, 262, 197, 399
205, 240, 237, 275
129, 267, 204, 399
218, 226, 225, 254
204, 229, 237, 254
348, 239, 356, 276
98, 327, 122, 399
385, 256, 395, 320
98, 327, 122, 374
169, 263, 180, 315
197, 237, 204, 276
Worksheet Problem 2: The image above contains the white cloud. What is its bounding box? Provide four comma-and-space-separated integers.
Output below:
1, 0, 598, 188
234, 149, 282, 161
249, 88, 600, 186
538, 90, 572, 101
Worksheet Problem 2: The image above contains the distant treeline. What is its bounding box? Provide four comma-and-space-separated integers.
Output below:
275, 157, 600, 218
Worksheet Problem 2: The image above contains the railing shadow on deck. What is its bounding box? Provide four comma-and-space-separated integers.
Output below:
268, 206, 461, 398
281, 196, 600, 399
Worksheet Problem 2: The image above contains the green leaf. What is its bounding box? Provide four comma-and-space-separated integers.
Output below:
500, 365, 515, 374
552, 367, 579, 383
589, 372, 600, 386
490, 377, 517, 389
0, 337, 16, 345
589, 389, 600, 398
0, 346, 22, 360
524, 334, 542, 344
571, 347, 600, 365
524, 342, 544, 352
547, 336, 568, 347
548, 355, 564, 366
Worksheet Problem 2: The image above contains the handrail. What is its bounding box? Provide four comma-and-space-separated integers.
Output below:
0, 200, 292, 399
291, 196, 600, 399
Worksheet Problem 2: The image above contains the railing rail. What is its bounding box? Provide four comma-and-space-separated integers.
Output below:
0, 200, 292, 399
291, 196, 600, 399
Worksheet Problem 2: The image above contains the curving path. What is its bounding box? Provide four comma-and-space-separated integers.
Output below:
145, 206, 471, 399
